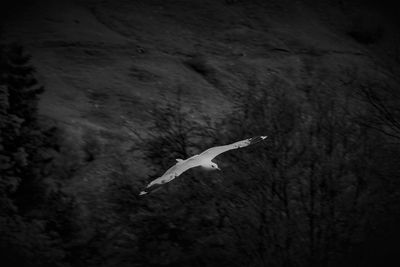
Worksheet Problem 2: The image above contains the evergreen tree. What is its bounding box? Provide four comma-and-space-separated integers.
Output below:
0, 44, 49, 212
0, 44, 71, 267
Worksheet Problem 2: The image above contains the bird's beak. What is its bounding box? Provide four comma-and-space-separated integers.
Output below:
217, 167, 221, 171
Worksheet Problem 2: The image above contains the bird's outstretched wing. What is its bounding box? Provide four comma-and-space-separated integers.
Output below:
139, 136, 267, 195
139, 157, 200, 195
199, 136, 267, 160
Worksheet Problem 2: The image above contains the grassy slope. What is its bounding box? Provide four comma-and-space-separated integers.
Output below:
3, 0, 379, 129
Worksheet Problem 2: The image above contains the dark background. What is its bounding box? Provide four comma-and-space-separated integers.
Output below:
1, 0, 400, 266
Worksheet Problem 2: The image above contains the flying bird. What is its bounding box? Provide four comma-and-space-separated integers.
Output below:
139, 136, 267, 195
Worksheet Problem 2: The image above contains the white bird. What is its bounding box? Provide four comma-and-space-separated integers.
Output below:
139, 136, 267, 195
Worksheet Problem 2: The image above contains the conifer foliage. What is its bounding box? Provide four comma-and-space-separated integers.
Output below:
0, 44, 46, 212
0, 44, 68, 267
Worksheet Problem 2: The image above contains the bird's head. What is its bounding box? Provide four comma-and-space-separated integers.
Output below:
210, 162, 221, 171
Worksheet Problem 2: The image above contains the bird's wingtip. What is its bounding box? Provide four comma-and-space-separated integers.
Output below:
249, 135, 268, 145
139, 191, 147, 196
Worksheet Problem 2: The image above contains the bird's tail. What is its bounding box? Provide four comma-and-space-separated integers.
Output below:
249, 135, 268, 145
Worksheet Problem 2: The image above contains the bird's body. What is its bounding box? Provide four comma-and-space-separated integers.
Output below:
139, 136, 267, 195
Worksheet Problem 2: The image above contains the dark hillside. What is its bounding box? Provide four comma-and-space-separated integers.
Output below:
1, 0, 400, 266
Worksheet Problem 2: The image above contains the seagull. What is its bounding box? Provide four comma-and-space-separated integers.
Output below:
139, 136, 267, 195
